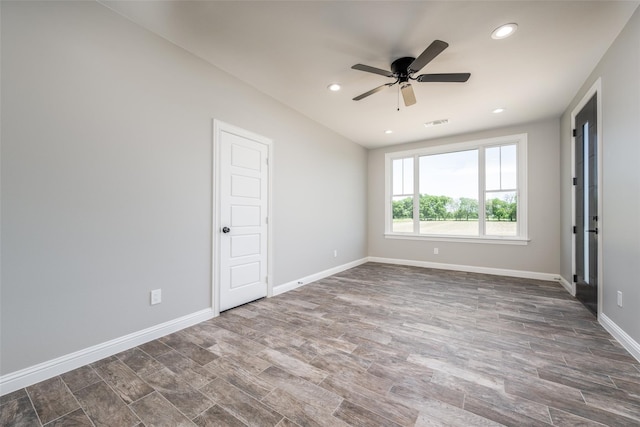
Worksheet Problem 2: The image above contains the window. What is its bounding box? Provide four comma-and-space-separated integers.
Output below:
385, 134, 528, 243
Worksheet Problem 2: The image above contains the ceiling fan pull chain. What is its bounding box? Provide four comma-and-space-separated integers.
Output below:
397, 85, 400, 111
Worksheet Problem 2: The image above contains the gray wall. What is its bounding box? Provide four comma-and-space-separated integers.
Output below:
0, 1, 367, 375
560, 8, 640, 343
368, 119, 561, 275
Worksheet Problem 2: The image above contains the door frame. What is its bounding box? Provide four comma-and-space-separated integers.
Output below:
570, 78, 602, 316
212, 119, 274, 317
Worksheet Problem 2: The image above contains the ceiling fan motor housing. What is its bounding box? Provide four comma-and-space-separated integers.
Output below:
391, 56, 416, 82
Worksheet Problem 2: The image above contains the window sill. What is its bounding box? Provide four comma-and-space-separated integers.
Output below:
384, 233, 530, 245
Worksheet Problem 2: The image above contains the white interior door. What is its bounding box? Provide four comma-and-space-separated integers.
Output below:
216, 123, 270, 312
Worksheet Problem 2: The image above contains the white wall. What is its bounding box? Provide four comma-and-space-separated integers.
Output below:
0, 1, 367, 376
368, 119, 561, 276
560, 8, 640, 345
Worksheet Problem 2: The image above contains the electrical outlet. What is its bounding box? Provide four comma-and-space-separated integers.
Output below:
617, 291, 623, 307
434, 248, 439, 255
151, 289, 162, 305
334, 249, 338, 258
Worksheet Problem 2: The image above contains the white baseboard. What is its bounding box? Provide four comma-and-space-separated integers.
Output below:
368, 257, 639, 363
599, 313, 640, 363
2, 257, 366, 396
0, 308, 214, 396
558, 275, 576, 296
273, 258, 369, 296
6, 258, 635, 397
367, 256, 562, 283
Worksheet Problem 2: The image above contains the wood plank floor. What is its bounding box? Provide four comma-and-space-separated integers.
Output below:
2, 262, 640, 426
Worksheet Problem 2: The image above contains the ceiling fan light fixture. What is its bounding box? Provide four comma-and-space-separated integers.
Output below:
327, 83, 341, 92
491, 23, 518, 40
424, 119, 449, 128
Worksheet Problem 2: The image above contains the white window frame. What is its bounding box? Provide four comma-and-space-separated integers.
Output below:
384, 133, 528, 245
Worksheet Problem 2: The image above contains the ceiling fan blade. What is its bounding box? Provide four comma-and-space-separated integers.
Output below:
408, 40, 449, 73
351, 64, 394, 78
401, 83, 416, 106
416, 73, 471, 83
352, 83, 394, 101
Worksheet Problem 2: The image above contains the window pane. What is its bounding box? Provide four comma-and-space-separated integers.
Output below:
583, 123, 589, 282
485, 191, 517, 236
392, 158, 413, 195
501, 145, 517, 189
403, 158, 413, 194
419, 150, 479, 236
485, 147, 501, 190
392, 196, 413, 233
486, 145, 517, 191
392, 159, 403, 195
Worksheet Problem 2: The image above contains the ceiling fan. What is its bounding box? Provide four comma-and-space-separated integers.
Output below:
351, 40, 470, 107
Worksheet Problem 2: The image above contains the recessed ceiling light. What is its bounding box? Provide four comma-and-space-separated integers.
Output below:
424, 119, 449, 128
491, 23, 518, 40
327, 83, 341, 92
492, 108, 505, 114
384, 129, 393, 134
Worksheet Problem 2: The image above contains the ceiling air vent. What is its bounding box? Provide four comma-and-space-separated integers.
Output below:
424, 119, 449, 128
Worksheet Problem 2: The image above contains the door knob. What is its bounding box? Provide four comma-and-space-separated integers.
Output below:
222, 227, 230, 233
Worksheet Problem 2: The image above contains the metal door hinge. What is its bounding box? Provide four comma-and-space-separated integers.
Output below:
573, 274, 578, 283
573, 226, 576, 234
572, 177, 577, 185
572, 129, 577, 137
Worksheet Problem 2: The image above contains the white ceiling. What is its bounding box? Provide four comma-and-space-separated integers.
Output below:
102, 1, 638, 149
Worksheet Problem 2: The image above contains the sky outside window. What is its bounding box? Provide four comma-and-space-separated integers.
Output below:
419, 149, 478, 198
